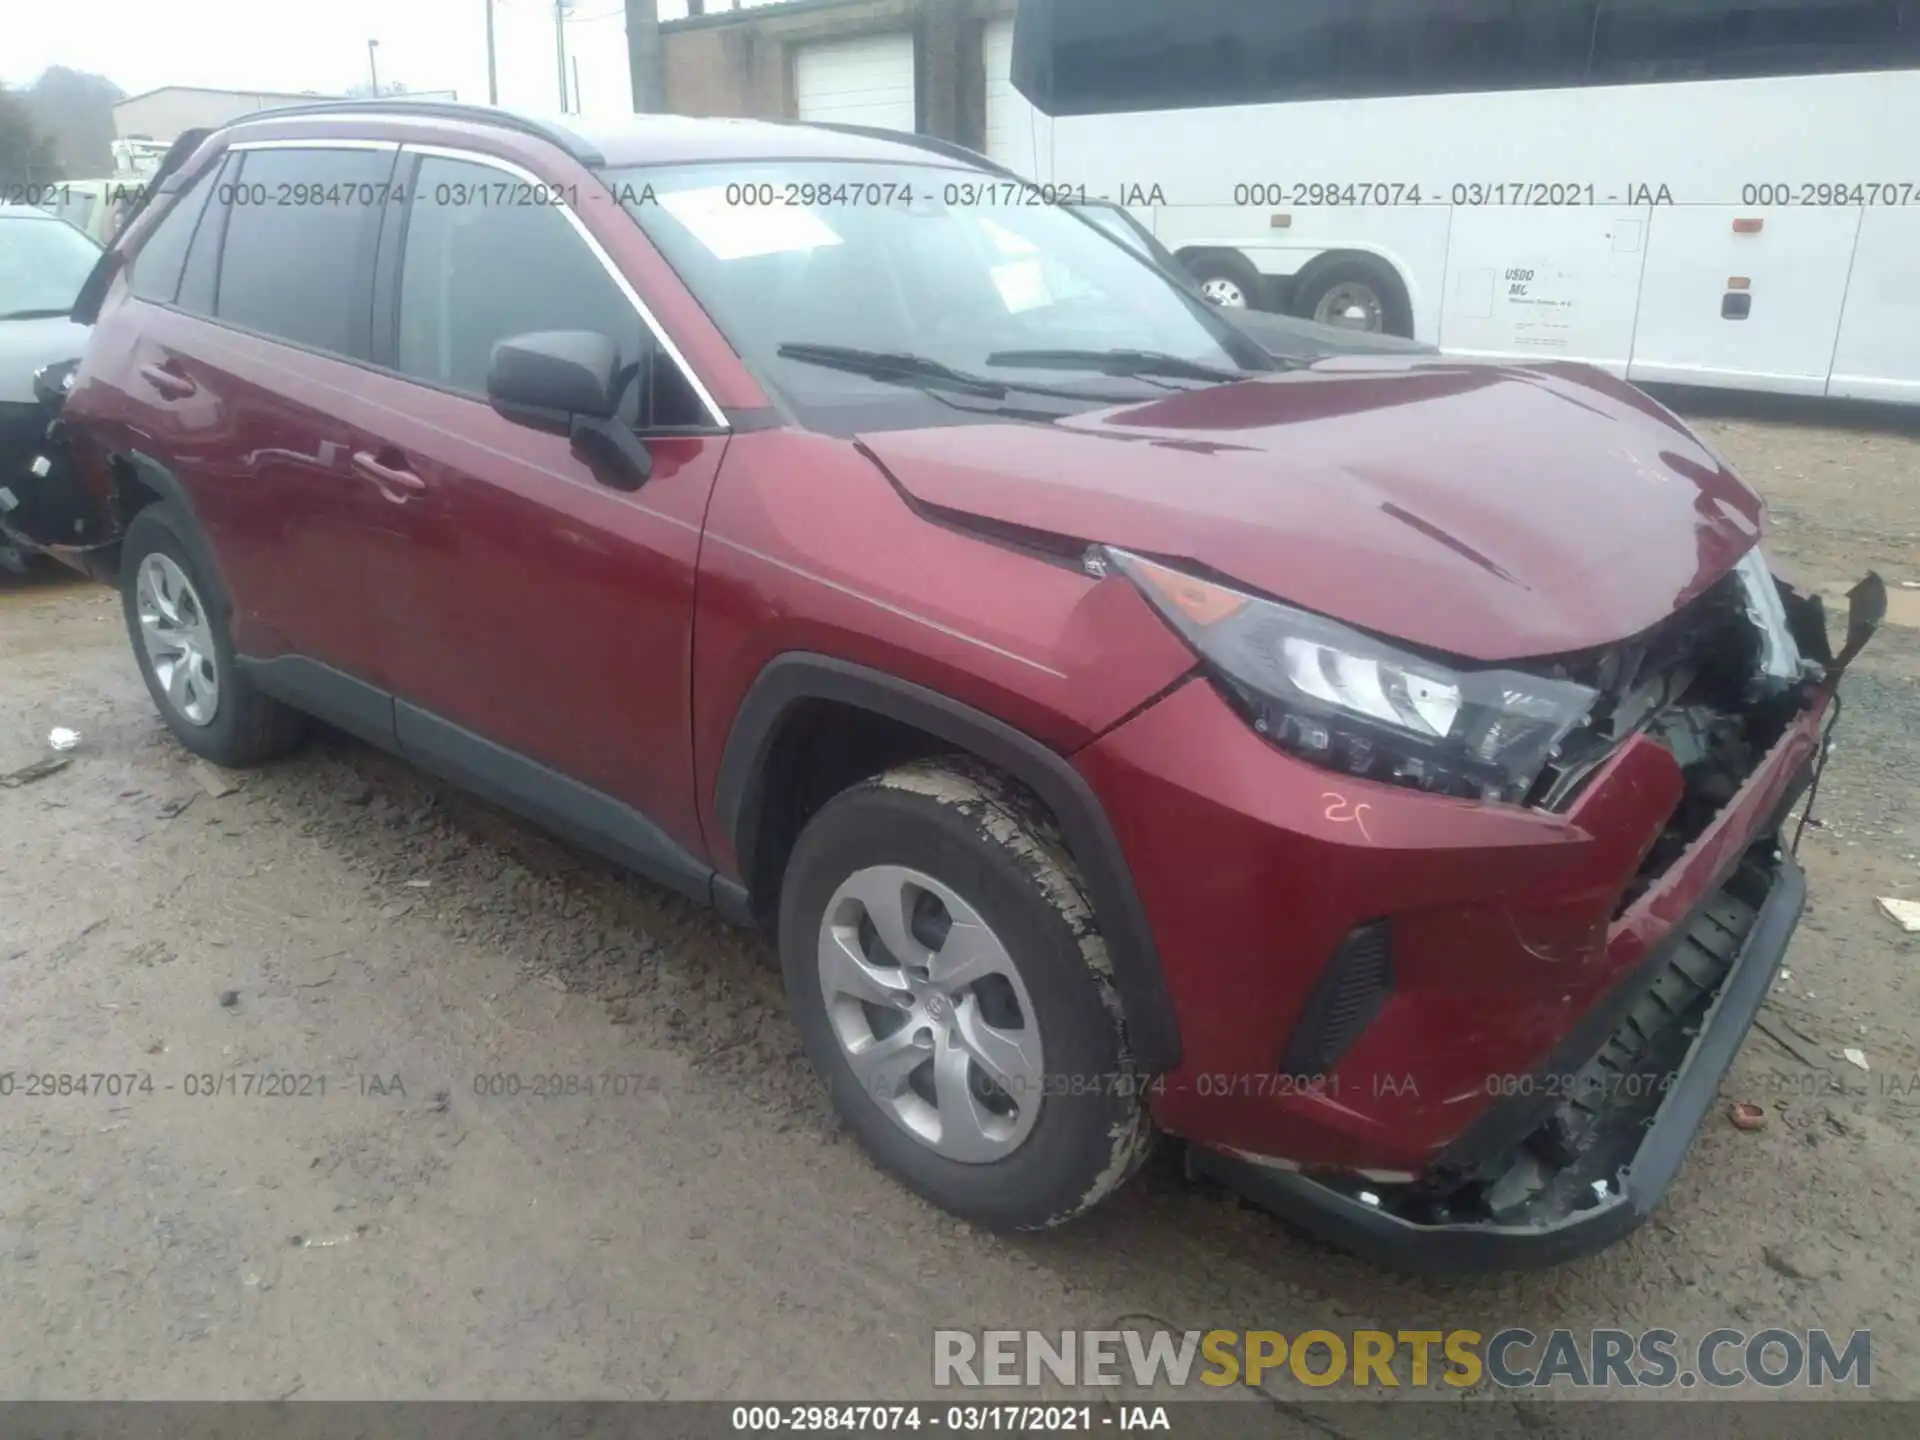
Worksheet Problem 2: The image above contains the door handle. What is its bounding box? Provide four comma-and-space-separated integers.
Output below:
351, 450, 427, 500
137, 363, 195, 400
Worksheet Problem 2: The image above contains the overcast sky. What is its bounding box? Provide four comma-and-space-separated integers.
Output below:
5, 0, 780, 120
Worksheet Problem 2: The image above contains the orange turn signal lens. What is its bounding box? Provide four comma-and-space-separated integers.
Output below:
1126, 554, 1249, 627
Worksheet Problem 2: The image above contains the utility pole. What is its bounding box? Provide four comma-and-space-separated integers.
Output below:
366, 38, 381, 97
625, 0, 665, 113
485, 0, 498, 104
571, 55, 583, 114
555, 0, 571, 113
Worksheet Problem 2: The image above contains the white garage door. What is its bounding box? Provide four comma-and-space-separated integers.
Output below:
984, 18, 1042, 174
794, 34, 917, 132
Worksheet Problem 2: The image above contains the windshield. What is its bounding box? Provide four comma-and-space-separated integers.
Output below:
1075, 205, 1143, 253
0, 212, 101, 319
611, 161, 1266, 428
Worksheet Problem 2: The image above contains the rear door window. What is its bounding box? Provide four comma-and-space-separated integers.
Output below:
213, 146, 394, 359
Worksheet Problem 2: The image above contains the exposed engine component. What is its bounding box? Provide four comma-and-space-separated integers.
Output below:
1528, 552, 1824, 906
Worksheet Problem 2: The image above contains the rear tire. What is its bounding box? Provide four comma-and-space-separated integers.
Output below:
779, 758, 1154, 1230
1293, 255, 1414, 337
120, 503, 305, 766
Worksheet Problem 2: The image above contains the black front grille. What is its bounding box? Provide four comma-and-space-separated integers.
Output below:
1280, 920, 1395, 1079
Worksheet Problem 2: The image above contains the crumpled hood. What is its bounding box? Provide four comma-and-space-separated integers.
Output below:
0, 315, 90, 405
859, 357, 1765, 662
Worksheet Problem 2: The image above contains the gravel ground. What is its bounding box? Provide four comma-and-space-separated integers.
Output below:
1, 390, 1916, 1418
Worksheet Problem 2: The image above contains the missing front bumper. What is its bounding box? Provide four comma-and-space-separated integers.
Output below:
1189, 850, 1806, 1273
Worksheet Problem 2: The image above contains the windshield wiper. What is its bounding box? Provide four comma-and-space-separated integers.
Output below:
983, 347, 1262, 383
0, 307, 76, 322
778, 342, 1010, 398
776, 342, 1138, 404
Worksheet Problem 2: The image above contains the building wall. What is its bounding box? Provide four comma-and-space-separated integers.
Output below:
661, 0, 1013, 146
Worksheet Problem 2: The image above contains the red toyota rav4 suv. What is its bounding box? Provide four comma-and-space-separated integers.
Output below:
33, 103, 1882, 1271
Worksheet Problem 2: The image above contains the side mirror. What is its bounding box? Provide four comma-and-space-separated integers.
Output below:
488, 329, 622, 421
486, 329, 653, 490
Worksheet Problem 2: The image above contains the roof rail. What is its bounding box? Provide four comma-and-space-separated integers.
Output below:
794, 122, 1024, 181
226, 99, 605, 168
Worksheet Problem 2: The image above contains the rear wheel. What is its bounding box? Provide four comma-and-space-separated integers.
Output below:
779, 759, 1154, 1230
120, 503, 304, 765
1293, 256, 1414, 337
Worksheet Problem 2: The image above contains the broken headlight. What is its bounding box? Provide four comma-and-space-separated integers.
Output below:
1732, 546, 1805, 695
1105, 547, 1597, 804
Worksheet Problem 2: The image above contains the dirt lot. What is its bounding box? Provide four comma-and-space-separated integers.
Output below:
1, 391, 1917, 1414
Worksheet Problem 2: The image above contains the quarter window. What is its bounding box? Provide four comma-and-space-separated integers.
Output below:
173, 157, 235, 317
127, 165, 219, 306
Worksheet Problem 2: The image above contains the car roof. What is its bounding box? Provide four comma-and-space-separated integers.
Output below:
218, 101, 988, 175
0, 203, 65, 221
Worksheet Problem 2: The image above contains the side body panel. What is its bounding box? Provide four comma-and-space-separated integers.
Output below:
348, 373, 728, 857
688, 428, 1199, 882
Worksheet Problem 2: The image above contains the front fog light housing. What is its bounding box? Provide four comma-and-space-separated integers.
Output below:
1104, 547, 1597, 803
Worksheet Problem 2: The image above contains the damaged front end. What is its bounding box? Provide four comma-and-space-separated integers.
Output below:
1533, 550, 1863, 904
1194, 555, 1886, 1272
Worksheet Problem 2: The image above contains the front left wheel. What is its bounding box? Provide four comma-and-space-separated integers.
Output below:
778, 759, 1155, 1231
120, 503, 305, 766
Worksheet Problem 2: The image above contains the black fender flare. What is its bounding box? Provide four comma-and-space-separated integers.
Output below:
119, 450, 195, 514
115, 451, 237, 621
715, 653, 1182, 1073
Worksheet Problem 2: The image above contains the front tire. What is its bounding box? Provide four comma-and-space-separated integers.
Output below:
1183, 250, 1263, 310
120, 503, 304, 766
779, 759, 1154, 1230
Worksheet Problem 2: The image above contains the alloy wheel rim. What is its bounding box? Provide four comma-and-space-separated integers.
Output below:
817, 864, 1045, 1163
136, 553, 220, 727
1314, 281, 1386, 332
